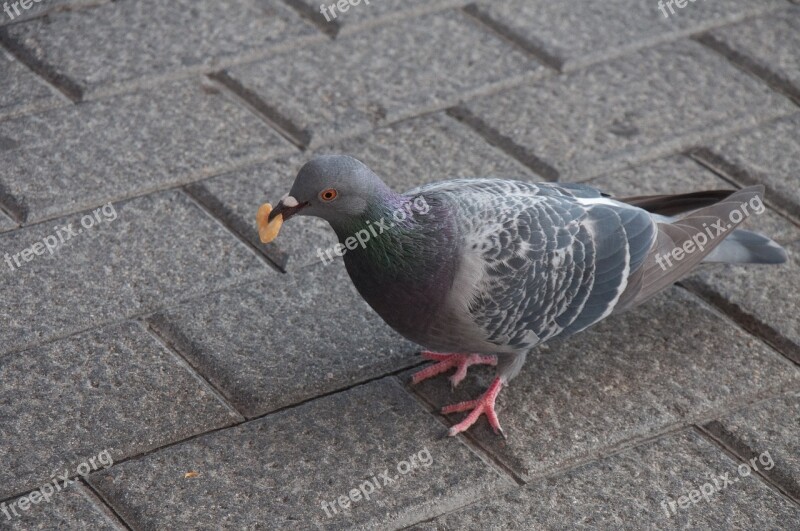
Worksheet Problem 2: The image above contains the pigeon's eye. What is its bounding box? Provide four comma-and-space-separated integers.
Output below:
320, 188, 338, 202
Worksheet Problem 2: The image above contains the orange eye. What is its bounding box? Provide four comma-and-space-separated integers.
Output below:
320, 188, 338, 201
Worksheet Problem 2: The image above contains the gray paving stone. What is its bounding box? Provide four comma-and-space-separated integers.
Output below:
0, 47, 63, 121
685, 240, 800, 365
187, 112, 537, 270
700, 7, 800, 104
0, 0, 101, 27
289, 0, 467, 36
1, 482, 123, 530
412, 430, 800, 529
0, 190, 270, 356
694, 113, 800, 222
468, 0, 783, 71
0, 0, 321, 99
458, 40, 795, 182
410, 287, 800, 480
0, 209, 16, 233
710, 391, 800, 497
224, 10, 542, 148
0, 321, 240, 500
0, 78, 293, 224
149, 260, 417, 418
88, 378, 515, 530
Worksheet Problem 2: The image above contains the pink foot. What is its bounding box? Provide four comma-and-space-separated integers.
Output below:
442, 377, 505, 437
410, 351, 497, 387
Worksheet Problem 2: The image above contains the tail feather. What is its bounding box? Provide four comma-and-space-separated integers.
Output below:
704, 229, 788, 264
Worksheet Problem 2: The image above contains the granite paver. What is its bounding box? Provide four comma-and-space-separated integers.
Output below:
699, 7, 800, 104
88, 378, 515, 530
692, 113, 800, 222
0, 0, 321, 99
0, 78, 293, 224
0, 0, 103, 27
187, 112, 537, 270
0, 47, 63, 122
288, 0, 468, 36
456, 40, 795, 181
0, 321, 240, 500
0, 190, 270, 356
222, 10, 543, 148
705, 391, 800, 500
411, 287, 800, 480
0, 482, 124, 530
0, 209, 15, 233
466, 0, 784, 71
412, 430, 800, 529
149, 260, 417, 418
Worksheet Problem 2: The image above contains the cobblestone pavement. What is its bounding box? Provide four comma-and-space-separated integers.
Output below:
1, 1, 798, 529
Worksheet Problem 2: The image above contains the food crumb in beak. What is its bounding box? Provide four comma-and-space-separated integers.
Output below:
256, 203, 283, 243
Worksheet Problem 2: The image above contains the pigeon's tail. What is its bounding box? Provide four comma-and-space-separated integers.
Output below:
703, 228, 787, 265
617, 185, 787, 308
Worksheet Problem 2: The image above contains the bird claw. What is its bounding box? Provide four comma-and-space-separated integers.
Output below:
411, 352, 497, 387
443, 377, 505, 437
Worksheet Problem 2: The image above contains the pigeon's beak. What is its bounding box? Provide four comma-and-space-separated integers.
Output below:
256, 195, 308, 244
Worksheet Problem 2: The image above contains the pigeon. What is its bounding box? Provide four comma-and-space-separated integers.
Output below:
260, 155, 787, 436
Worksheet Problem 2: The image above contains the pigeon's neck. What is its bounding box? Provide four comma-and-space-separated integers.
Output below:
330, 191, 413, 245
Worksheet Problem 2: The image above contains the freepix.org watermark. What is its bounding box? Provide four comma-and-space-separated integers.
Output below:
2, 0, 46, 21
3, 202, 118, 273
1, 450, 114, 521
321, 447, 433, 518
319, 0, 371, 23
316, 195, 430, 265
654, 194, 765, 271
661, 450, 774, 517
657, 0, 706, 19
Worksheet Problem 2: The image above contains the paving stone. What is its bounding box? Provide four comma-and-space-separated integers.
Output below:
412, 430, 800, 529
1, 482, 123, 530
223, 10, 542, 148
149, 260, 418, 418
0, 190, 270, 356
467, 0, 783, 71
685, 240, 800, 365
0, 47, 63, 121
289, 0, 468, 36
693, 113, 800, 223
0, 0, 101, 27
0, 0, 321, 99
0, 78, 293, 224
410, 287, 800, 480
0, 321, 241, 500
709, 391, 800, 497
700, 7, 800, 103
88, 378, 515, 530
187, 112, 537, 270
0, 209, 16, 233
458, 40, 795, 182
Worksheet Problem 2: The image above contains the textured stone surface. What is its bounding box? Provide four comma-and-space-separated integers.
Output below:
694, 113, 800, 222
224, 10, 542, 148
700, 7, 800, 103
710, 391, 800, 495
0, 209, 16, 232
289, 0, 467, 35
0, 190, 270, 356
0, 48, 63, 121
1, 483, 124, 530
468, 0, 783, 70
411, 288, 800, 480
149, 260, 417, 418
0, 0, 99, 27
413, 430, 800, 529
458, 40, 795, 181
188, 112, 537, 269
0, 0, 320, 99
0, 321, 240, 500
0, 78, 292, 223
686, 241, 800, 365
89, 379, 514, 530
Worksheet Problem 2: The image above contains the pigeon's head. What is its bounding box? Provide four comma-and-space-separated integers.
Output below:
258, 155, 391, 243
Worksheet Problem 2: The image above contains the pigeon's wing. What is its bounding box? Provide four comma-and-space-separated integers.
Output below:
409, 179, 657, 351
